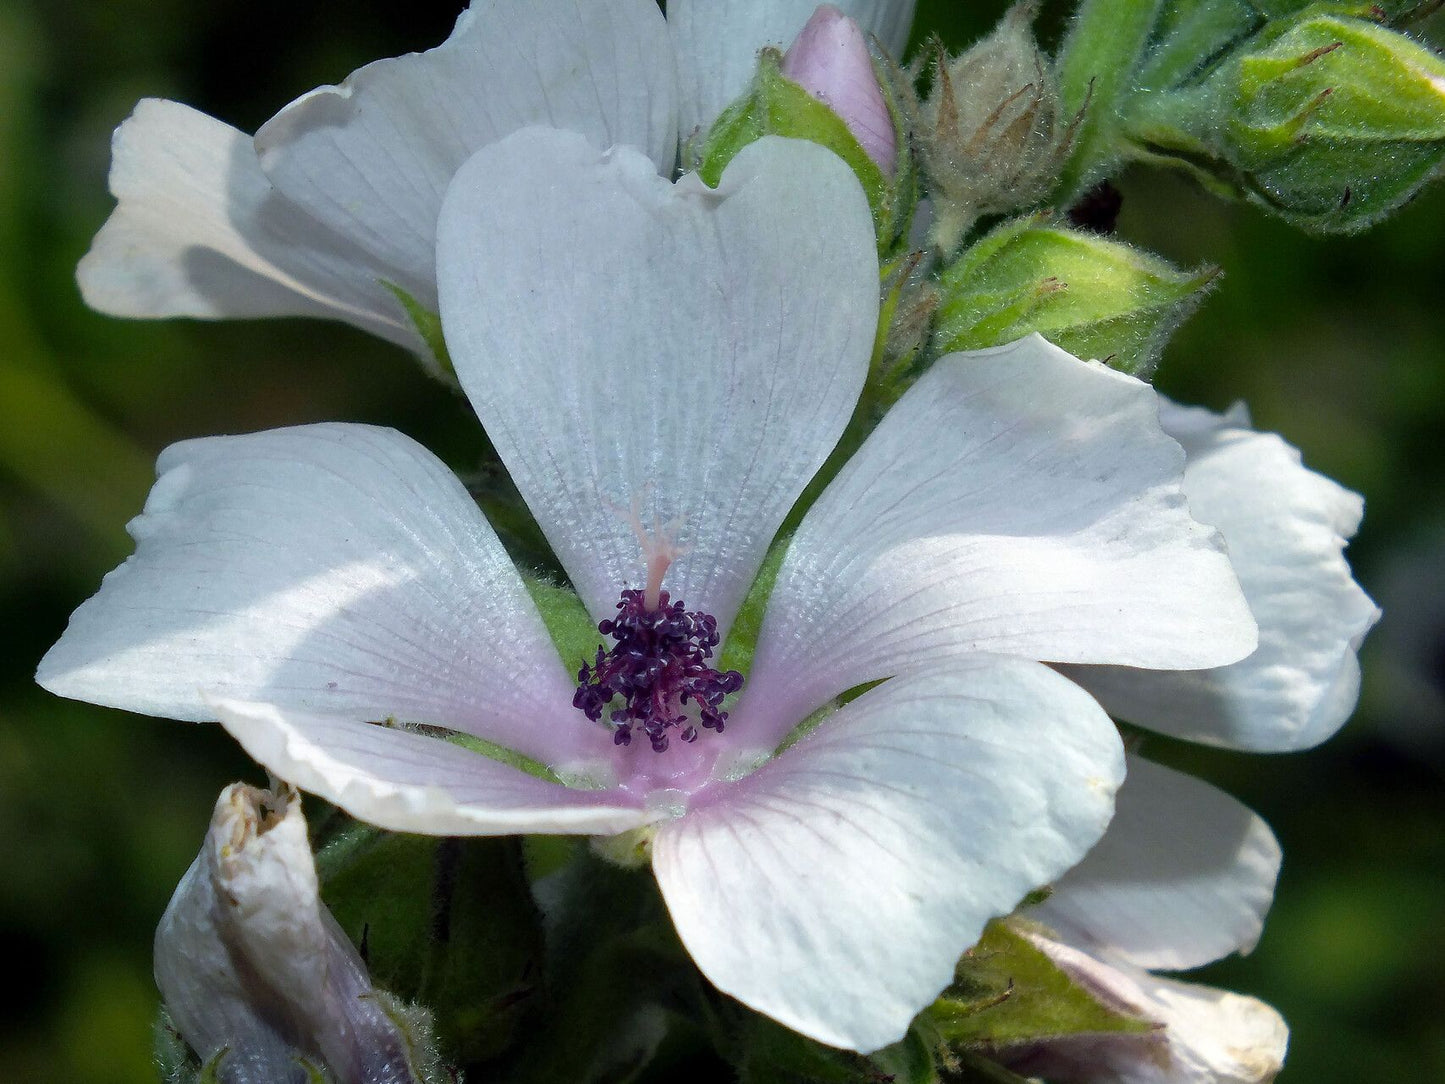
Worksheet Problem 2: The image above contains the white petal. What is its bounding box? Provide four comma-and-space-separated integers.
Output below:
734, 337, 1257, 751
437, 128, 878, 636
215, 699, 647, 837
1034, 756, 1281, 971
670, 0, 918, 138
1064, 399, 1381, 751
1014, 936, 1288, 1084
652, 658, 1125, 1053
255, 0, 678, 309
77, 99, 421, 354
36, 423, 611, 767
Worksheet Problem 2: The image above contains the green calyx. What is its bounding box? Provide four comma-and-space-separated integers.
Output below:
924, 921, 1155, 1057
933, 215, 1217, 377
1122, 7, 1445, 231
698, 49, 912, 253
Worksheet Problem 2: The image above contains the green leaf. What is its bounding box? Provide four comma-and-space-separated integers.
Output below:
317, 829, 543, 1065
737, 1017, 938, 1084
927, 922, 1154, 1052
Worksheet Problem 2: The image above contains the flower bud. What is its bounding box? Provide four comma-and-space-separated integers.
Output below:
1123, 12, 1445, 233
933, 216, 1216, 376
697, 14, 910, 249
155, 783, 432, 1084
912, 4, 1075, 252
780, 5, 897, 174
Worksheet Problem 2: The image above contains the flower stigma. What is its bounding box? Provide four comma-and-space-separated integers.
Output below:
572, 512, 744, 753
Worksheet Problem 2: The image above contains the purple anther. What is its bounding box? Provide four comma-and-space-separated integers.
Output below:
573, 587, 745, 753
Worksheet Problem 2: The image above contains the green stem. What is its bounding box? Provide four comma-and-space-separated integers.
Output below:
1055, 0, 1165, 199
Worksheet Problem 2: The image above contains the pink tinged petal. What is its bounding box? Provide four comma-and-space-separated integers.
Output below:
437, 129, 878, 639
36, 423, 614, 767
76, 99, 424, 357
734, 336, 1257, 752
254, 0, 678, 310
1034, 755, 1281, 971
1064, 399, 1381, 752
781, 6, 897, 173
652, 659, 1125, 1053
670, 0, 918, 138
1009, 935, 1288, 1084
215, 699, 648, 837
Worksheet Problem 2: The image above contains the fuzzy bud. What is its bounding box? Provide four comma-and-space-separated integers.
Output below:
913, 4, 1075, 252
1123, 12, 1445, 233
155, 784, 431, 1084
933, 216, 1216, 377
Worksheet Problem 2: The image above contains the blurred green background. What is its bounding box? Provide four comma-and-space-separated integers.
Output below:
0, 0, 1441, 1080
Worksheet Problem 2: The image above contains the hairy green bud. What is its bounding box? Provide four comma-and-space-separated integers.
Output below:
934, 216, 1216, 376
1124, 10, 1445, 232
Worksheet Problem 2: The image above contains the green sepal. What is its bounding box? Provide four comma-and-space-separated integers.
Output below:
503, 848, 693, 1084
522, 573, 603, 684
154, 1009, 202, 1084
316, 827, 544, 1066
934, 216, 1216, 377
718, 534, 790, 677
697, 49, 905, 251
381, 282, 458, 384
1122, 9, 1445, 232
926, 921, 1154, 1055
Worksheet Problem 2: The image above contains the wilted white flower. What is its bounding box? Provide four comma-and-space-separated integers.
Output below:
43, 129, 1256, 1051
157, 783, 427, 1084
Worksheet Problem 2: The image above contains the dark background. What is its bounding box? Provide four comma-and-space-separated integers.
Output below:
0, 1, 1441, 1079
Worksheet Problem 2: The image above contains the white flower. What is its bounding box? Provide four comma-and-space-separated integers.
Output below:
41, 130, 1256, 1051
156, 783, 422, 1084
1063, 399, 1380, 752
999, 756, 1289, 1083
77, 0, 916, 373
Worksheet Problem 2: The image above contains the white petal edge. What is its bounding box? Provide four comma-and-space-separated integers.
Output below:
732, 336, 1257, 752
256, 0, 678, 309
36, 423, 612, 767
77, 99, 422, 355
1064, 398, 1381, 752
669, 0, 918, 138
214, 698, 648, 837
653, 657, 1125, 1053
437, 128, 878, 637
1014, 934, 1289, 1084
1033, 755, 1281, 971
